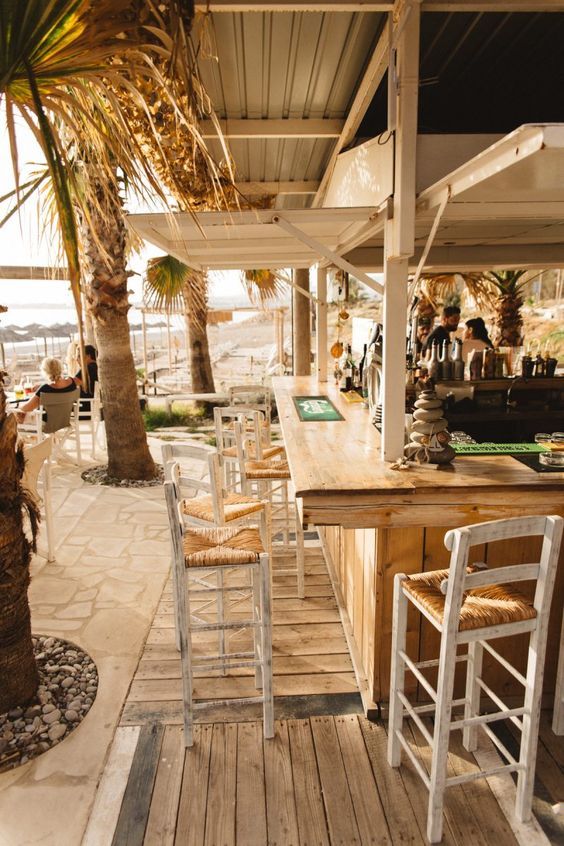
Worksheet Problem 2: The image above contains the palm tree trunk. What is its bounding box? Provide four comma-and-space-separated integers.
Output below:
182, 279, 215, 394
494, 292, 524, 347
79, 174, 156, 480
0, 388, 39, 712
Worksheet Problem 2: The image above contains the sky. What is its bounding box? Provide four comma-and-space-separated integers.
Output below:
0, 114, 247, 314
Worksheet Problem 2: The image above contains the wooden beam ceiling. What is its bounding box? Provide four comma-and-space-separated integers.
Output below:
200, 119, 344, 139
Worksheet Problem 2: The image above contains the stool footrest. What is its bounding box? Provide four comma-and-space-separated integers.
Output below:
190, 619, 260, 632
193, 658, 263, 672
481, 639, 527, 686
481, 722, 518, 765
476, 677, 525, 731
450, 706, 525, 731
394, 730, 431, 788
445, 760, 522, 788
397, 690, 434, 745
400, 651, 437, 703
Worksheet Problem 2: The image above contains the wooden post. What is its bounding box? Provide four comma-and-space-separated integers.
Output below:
381, 1, 420, 461
166, 313, 173, 377
292, 268, 311, 376
141, 310, 148, 385
316, 265, 328, 383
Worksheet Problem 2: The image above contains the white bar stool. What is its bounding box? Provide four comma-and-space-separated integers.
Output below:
553, 612, 564, 735
165, 479, 274, 747
235, 416, 304, 598
387, 514, 563, 844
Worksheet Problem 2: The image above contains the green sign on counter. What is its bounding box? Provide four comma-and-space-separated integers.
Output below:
453, 442, 548, 455
293, 395, 344, 422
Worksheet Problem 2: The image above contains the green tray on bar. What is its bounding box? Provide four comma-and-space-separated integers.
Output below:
452, 442, 549, 455
293, 395, 344, 422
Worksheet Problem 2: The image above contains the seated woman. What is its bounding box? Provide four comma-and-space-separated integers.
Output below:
16, 357, 76, 422
462, 317, 494, 361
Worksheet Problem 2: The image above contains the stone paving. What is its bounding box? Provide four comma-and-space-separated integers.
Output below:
0, 436, 170, 846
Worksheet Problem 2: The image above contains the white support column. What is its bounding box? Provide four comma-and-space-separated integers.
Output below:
166, 313, 173, 376
315, 265, 328, 383
141, 310, 148, 385
381, 0, 420, 461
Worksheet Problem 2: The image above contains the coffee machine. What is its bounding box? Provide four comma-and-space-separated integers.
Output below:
365, 323, 383, 429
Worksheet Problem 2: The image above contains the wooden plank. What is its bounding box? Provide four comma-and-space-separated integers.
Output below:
352, 529, 365, 658
358, 717, 425, 845
152, 608, 341, 627
362, 529, 377, 698
135, 654, 353, 680
408, 719, 486, 846
335, 715, 392, 845
147, 622, 346, 645
539, 712, 564, 768
310, 715, 361, 845
128, 672, 358, 701
175, 724, 213, 846
157, 595, 337, 615
204, 723, 237, 846
82, 726, 141, 846
448, 730, 520, 846
505, 718, 564, 808
236, 722, 267, 846
287, 719, 330, 846
143, 726, 184, 846
264, 721, 300, 846
141, 636, 350, 661
111, 723, 164, 846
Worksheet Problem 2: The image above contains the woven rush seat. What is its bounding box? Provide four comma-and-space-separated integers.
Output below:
182, 492, 264, 522
182, 525, 264, 567
223, 443, 284, 460
245, 458, 291, 480
403, 567, 536, 631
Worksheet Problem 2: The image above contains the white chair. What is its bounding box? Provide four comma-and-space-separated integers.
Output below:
235, 414, 304, 598
214, 406, 284, 489
228, 384, 272, 435
77, 382, 105, 459
22, 437, 55, 562
553, 613, 564, 735
387, 514, 563, 844
165, 477, 274, 746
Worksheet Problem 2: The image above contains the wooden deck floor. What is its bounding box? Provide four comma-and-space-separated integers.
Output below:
98, 712, 564, 846
120, 535, 362, 727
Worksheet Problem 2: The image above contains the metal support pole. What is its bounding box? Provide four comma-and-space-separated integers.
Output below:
315, 265, 328, 383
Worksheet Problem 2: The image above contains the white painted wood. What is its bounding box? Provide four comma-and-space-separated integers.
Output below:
236, 180, 320, 196
22, 437, 55, 562
200, 118, 344, 138
315, 265, 328, 384
81, 725, 141, 846
387, 574, 408, 767
552, 612, 564, 734
387, 515, 564, 844
381, 251, 408, 461
323, 135, 394, 209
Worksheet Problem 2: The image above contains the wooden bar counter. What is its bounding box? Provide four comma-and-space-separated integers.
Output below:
272, 376, 564, 713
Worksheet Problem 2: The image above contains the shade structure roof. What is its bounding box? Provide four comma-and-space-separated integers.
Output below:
127, 206, 381, 272
129, 124, 564, 276
345, 123, 564, 271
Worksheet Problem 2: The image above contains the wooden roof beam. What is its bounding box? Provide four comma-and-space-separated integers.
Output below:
236, 181, 320, 196
200, 118, 344, 139
197, 1, 564, 10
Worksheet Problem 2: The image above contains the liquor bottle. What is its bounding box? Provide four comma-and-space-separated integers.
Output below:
345, 344, 355, 391
439, 340, 452, 381
534, 354, 545, 377
451, 339, 465, 381
428, 342, 440, 382
357, 344, 367, 390
483, 347, 495, 379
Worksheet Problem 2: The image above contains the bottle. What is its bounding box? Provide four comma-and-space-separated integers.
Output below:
439, 340, 452, 381
483, 347, 495, 379
534, 354, 545, 378
342, 344, 354, 391
469, 349, 483, 381
428, 342, 440, 382
452, 339, 465, 381
361, 352, 370, 401
358, 344, 367, 391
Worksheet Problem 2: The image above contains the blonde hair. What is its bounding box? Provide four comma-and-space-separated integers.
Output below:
41, 357, 63, 382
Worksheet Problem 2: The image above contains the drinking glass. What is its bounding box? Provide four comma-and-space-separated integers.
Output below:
534, 433, 552, 447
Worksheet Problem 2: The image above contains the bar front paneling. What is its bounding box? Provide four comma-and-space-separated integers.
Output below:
273, 376, 564, 712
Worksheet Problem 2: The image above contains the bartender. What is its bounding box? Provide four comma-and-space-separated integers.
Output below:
422, 305, 461, 354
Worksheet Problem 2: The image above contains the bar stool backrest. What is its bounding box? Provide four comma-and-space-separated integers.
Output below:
162, 442, 227, 525
441, 515, 563, 631
213, 406, 260, 457
228, 385, 271, 438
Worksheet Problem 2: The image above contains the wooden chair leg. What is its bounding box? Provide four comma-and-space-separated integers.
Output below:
177, 569, 194, 748
516, 626, 546, 821
463, 640, 483, 751
553, 613, 564, 735
387, 574, 408, 768
295, 509, 305, 599
217, 569, 227, 676
260, 552, 274, 739
281, 481, 289, 545
427, 632, 458, 844
253, 564, 263, 689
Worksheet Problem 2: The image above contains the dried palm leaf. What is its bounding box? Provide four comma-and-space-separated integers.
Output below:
241, 270, 289, 309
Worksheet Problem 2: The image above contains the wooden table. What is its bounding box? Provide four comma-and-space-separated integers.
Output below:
273, 376, 564, 711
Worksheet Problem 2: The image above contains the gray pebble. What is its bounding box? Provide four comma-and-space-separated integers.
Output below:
24, 705, 42, 720
64, 710, 79, 723
47, 724, 67, 742
42, 709, 61, 725
0, 739, 8, 755
43, 638, 55, 648
42, 704, 56, 715
61, 678, 74, 689
8, 708, 23, 719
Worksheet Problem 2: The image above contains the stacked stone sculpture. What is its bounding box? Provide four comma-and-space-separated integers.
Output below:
405, 389, 456, 465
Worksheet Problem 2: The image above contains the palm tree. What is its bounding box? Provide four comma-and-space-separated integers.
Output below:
416, 270, 529, 346
145, 256, 215, 395
0, 0, 229, 709
0, 384, 40, 712
1, 0, 230, 480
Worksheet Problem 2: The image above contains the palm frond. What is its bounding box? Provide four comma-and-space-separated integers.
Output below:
418, 273, 498, 312
145, 254, 206, 319
241, 269, 288, 308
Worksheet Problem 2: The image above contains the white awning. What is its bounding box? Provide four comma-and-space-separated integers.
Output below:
127, 206, 386, 293
347, 124, 564, 271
